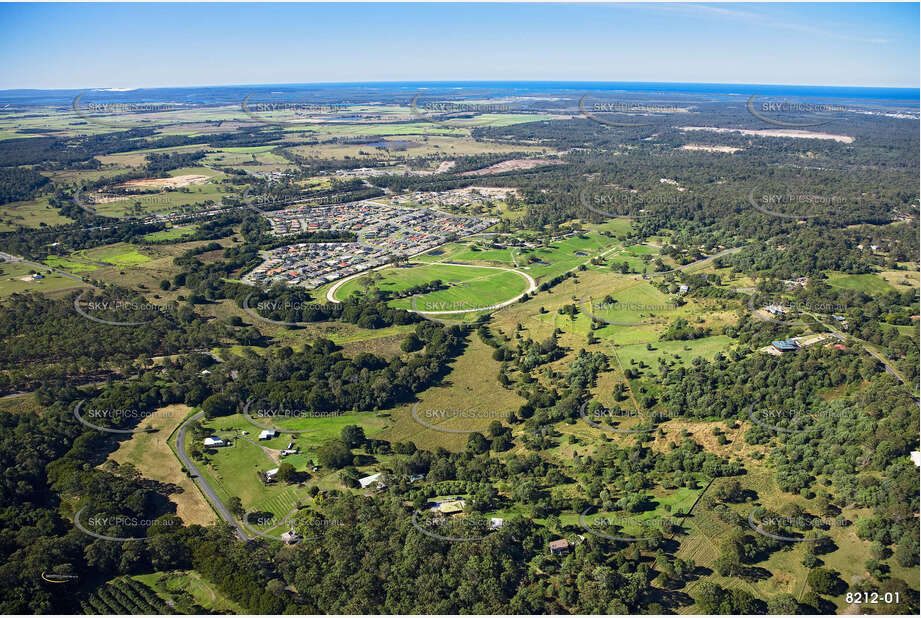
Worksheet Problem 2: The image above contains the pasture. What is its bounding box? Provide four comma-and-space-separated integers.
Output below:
142, 225, 198, 242
827, 272, 897, 295
0, 260, 87, 297
334, 262, 530, 311
377, 336, 526, 451
0, 196, 73, 231
106, 404, 216, 526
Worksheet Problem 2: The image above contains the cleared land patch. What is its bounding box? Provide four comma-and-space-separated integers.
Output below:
107, 404, 216, 526
334, 262, 530, 311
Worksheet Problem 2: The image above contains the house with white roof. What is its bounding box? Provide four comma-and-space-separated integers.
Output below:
358, 472, 385, 489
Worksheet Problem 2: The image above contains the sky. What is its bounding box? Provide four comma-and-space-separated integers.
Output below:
0, 2, 918, 90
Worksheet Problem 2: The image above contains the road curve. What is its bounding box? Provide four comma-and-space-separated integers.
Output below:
176, 410, 250, 541
327, 261, 537, 315
646, 246, 744, 277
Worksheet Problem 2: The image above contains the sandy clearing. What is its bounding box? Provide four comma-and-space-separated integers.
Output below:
678, 126, 854, 143
117, 174, 211, 189
461, 158, 564, 177
679, 144, 742, 153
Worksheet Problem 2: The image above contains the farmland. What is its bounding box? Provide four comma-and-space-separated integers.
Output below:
0, 73, 917, 616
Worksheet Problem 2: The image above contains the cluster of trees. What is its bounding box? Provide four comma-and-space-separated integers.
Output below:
187, 321, 464, 415
660, 317, 711, 341
0, 290, 227, 396
81, 577, 174, 615
0, 166, 50, 205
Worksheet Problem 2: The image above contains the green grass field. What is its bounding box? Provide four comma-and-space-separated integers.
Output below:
416, 234, 623, 285
0, 260, 87, 297
83, 244, 154, 266
43, 243, 154, 273
827, 272, 897, 295
133, 571, 244, 614
334, 262, 530, 311
142, 225, 198, 242
193, 410, 388, 517
377, 336, 525, 451
0, 196, 74, 231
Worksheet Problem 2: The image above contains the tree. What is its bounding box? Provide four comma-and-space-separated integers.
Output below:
340, 425, 366, 449
767, 593, 801, 615
316, 439, 352, 469
401, 332, 424, 353
276, 462, 296, 483
806, 568, 844, 596
466, 432, 489, 454
201, 393, 234, 418
894, 529, 919, 567
228, 496, 244, 518
487, 420, 505, 438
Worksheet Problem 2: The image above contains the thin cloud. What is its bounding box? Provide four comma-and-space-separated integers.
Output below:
624, 3, 889, 45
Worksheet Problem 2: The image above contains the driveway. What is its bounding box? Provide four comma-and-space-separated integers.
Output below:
176, 410, 250, 541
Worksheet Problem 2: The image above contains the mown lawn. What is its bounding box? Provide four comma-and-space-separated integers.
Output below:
335, 262, 529, 310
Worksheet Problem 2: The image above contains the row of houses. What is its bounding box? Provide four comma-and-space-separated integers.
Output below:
243, 200, 495, 289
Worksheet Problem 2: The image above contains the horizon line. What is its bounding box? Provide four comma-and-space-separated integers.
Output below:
2, 79, 919, 93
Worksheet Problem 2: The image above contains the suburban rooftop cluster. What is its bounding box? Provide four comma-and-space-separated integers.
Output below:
244, 200, 495, 288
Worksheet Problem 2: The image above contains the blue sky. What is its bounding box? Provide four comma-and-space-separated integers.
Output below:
0, 2, 917, 89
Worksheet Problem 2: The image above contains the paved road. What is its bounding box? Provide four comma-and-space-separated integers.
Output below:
176, 410, 250, 541
646, 245, 745, 277
809, 314, 914, 392
0, 251, 85, 282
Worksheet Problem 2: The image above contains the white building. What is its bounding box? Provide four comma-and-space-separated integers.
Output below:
203, 437, 226, 447
259, 430, 278, 440
358, 472, 383, 489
